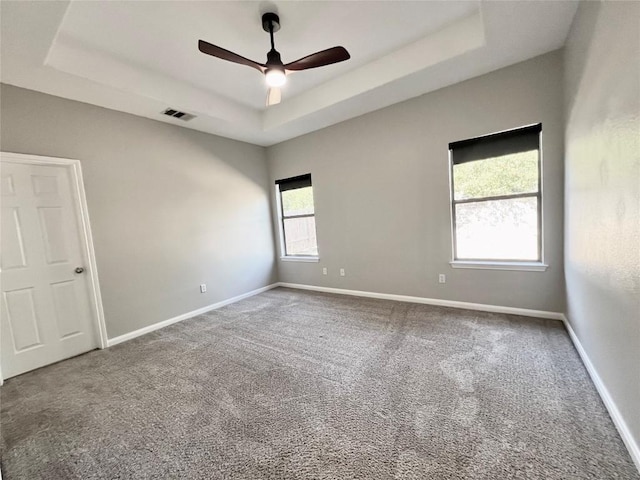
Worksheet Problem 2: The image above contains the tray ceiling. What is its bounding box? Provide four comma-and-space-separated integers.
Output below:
1, 1, 578, 146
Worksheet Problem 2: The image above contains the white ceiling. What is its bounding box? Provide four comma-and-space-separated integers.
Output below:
1, 1, 578, 147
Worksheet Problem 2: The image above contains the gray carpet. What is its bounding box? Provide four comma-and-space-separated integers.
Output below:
1, 287, 637, 479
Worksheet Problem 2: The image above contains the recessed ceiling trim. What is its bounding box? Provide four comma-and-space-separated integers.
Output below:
45, 33, 262, 129
263, 10, 486, 132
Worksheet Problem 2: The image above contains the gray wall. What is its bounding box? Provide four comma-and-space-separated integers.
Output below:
268, 51, 565, 313
564, 1, 640, 453
0, 84, 277, 338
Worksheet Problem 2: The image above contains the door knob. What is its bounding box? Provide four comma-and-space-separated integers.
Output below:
74, 267, 85, 274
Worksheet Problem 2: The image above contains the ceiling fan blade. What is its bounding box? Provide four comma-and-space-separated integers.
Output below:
198, 40, 266, 73
266, 87, 281, 106
284, 46, 350, 71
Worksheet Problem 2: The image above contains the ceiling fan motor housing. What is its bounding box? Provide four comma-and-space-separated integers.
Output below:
262, 13, 280, 33
266, 49, 284, 68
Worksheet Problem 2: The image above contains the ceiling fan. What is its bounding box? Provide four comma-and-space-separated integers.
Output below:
198, 12, 350, 106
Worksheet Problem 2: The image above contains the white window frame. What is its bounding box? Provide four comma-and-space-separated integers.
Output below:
275, 175, 319, 262
448, 124, 548, 272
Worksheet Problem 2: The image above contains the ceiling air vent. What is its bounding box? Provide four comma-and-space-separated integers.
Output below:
162, 108, 196, 121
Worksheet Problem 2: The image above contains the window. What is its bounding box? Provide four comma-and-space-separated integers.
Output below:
275, 174, 318, 259
449, 124, 544, 268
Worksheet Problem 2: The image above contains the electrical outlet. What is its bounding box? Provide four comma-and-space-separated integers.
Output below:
438, 274, 446, 284
200, 284, 207, 293
340, 268, 346, 277
322, 267, 328, 275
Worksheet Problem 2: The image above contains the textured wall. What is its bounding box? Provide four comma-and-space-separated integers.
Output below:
0, 84, 277, 338
564, 0, 640, 456
268, 51, 565, 313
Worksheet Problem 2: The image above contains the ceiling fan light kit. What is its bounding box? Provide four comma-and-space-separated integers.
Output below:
198, 12, 350, 106
265, 68, 286, 87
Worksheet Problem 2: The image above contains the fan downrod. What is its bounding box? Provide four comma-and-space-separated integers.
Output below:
262, 13, 280, 33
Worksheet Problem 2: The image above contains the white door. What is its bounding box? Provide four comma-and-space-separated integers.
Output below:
1, 157, 101, 379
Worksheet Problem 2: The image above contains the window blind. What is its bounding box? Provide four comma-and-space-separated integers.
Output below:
275, 173, 312, 192
449, 123, 541, 165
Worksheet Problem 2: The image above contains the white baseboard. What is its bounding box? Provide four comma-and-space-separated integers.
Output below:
562, 315, 640, 473
277, 282, 564, 320
106, 283, 279, 347
106, 282, 563, 348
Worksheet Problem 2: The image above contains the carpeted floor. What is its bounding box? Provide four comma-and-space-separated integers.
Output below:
1, 287, 638, 479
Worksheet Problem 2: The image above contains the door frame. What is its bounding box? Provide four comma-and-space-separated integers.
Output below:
0, 152, 108, 383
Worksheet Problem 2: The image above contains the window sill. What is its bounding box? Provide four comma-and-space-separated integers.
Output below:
280, 256, 320, 263
450, 261, 548, 272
